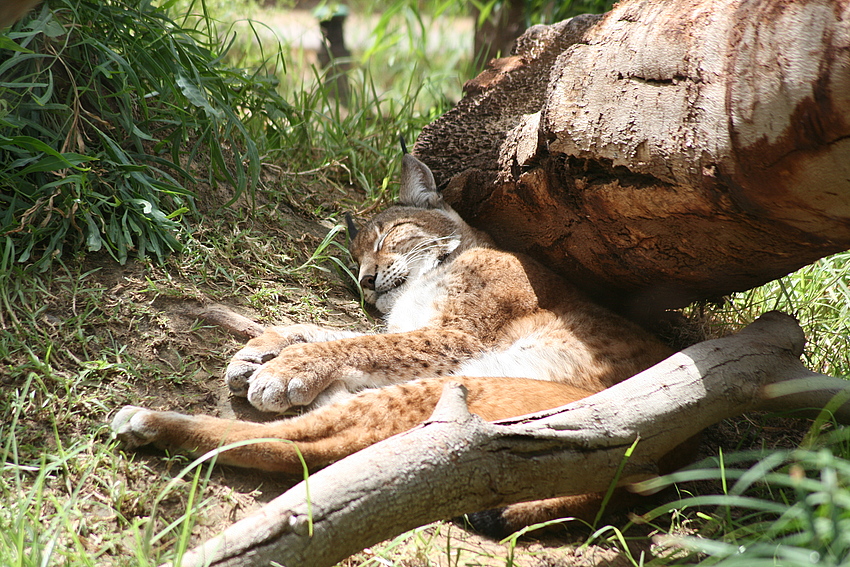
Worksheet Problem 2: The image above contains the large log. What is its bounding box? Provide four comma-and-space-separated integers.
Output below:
170, 313, 850, 567
416, 0, 850, 316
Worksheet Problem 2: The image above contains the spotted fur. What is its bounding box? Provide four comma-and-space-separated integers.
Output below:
111, 153, 678, 537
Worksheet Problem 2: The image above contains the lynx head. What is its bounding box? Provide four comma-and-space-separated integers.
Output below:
348, 153, 490, 313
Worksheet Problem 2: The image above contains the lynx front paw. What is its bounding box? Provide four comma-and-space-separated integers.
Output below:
225, 324, 335, 396
245, 352, 337, 412
111, 406, 161, 449
246, 369, 312, 413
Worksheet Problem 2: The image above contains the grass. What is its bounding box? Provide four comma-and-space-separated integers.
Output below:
709, 251, 850, 378
634, 444, 850, 566
0, 207, 358, 565
0, 0, 450, 274
0, 0, 270, 269
1, 0, 849, 565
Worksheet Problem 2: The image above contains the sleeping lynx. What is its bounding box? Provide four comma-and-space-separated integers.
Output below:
111, 152, 674, 536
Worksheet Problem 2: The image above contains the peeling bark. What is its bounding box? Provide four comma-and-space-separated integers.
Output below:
171, 312, 850, 567
416, 0, 850, 317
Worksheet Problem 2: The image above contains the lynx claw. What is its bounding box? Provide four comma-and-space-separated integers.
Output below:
111, 406, 158, 450
246, 375, 292, 413
225, 359, 261, 396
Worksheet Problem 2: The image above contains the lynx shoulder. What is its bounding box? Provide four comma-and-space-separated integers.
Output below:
111, 151, 676, 537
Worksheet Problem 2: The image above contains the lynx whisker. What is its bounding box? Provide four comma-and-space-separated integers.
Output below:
401, 235, 459, 264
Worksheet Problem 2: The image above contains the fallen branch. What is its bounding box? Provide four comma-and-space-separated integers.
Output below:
169, 312, 850, 567
177, 303, 265, 339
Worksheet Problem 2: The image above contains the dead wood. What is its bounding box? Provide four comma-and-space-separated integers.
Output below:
416, 0, 850, 317
176, 303, 265, 339
169, 312, 850, 567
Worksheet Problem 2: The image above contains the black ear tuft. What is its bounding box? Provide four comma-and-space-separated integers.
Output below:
399, 135, 408, 155
344, 213, 359, 240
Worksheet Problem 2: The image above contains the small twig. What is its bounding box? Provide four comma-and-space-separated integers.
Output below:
425, 382, 473, 424
262, 160, 349, 178
178, 303, 265, 339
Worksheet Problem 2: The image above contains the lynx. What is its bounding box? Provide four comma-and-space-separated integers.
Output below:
111, 152, 674, 536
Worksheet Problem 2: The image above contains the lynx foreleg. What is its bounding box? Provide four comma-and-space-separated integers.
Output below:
226, 324, 363, 396
245, 329, 484, 413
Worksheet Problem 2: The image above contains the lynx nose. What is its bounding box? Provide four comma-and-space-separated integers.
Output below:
360, 274, 376, 290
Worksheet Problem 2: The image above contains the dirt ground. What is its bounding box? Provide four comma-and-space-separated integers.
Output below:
61, 193, 810, 567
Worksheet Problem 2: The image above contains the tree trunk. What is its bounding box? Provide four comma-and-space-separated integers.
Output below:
171, 312, 850, 567
471, 0, 527, 66
416, 0, 850, 317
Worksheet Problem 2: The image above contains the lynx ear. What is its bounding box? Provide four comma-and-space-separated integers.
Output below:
344, 212, 359, 240
399, 154, 443, 209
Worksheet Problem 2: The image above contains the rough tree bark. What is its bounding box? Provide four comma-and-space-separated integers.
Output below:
172, 313, 850, 567
416, 0, 850, 317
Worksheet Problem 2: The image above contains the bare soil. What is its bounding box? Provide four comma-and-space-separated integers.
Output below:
86, 207, 810, 567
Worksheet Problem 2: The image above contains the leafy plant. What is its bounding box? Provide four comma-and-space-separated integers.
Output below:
0, 0, 292, 271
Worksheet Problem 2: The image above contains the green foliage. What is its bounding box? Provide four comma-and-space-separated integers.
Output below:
198, 6, 459, 205
638, 445, 850, 566
708, 251, 850, 378
0, 0, 291, 271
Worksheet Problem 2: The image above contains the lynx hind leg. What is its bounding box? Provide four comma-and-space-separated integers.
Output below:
111, 378, 451, 473
464, 486, 679, 539
112, 376, 594, 474
463, 435, 704, 539
461, 494, 610, 538
225, 324, 362, 396
111, 405, 321, 472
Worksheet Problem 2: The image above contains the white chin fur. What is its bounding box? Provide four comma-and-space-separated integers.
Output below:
374, 287, 403, 314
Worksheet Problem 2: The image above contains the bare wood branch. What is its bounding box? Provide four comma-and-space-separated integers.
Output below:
170, 312, 849, 567
757, 372, 850, 423
177, 303, 265, 339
